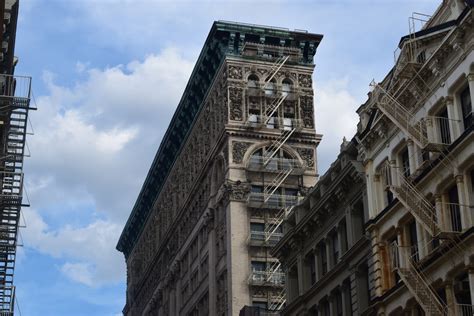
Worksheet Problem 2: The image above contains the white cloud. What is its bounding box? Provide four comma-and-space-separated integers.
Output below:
23, 208, 124, 286
315, 78, 360, 174
22, 48, 194, 286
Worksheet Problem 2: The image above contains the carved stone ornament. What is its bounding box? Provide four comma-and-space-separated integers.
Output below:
232, 141, 252, 163
224, 181, 251, 201
298, 74, 312, 88
297, 147, 314, 168
228, 65, 242, 79
300, 95, 314, 128
229, 87, 243, 121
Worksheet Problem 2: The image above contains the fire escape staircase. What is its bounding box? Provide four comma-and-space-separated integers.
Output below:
372, 36, 466, 312
391, 243, 447, 316
0, 75, 34, 314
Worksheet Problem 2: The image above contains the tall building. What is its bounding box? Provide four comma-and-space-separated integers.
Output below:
117, 21, 323, 315
357, 0, 474, 315
0, 0, 34, 314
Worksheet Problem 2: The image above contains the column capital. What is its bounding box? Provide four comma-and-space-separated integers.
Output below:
466, 73, 474, 82
455, 174, 464, 184
434, 193, 443, 202
406, 139, 414, 146
444, 95, 454, 105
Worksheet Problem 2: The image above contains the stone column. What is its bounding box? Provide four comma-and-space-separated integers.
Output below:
446, 96, 461, 141
416, 221, 426, 259
208, 227, 216, 315
435, 194, 445, 232
313, 248, 320, 283
469, 268, 474, 308
328, 294, 335, 316
455, 174, 471, 229
346, 207, 354, 247
407, 140, 417, 175
445, 281, 456, 316
467, 73, 474, 121
297, 254, 304, 296
338, 223, 344, 259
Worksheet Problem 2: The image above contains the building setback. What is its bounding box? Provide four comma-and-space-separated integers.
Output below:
274, 1, 474, 315
117, 21, 323, 315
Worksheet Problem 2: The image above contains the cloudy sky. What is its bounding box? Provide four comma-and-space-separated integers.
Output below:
13, 0, 440, 315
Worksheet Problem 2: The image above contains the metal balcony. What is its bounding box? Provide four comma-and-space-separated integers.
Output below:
248, 270, 285, 287
247, 193, 301, 209
248, 231, 283, 247
247, 156, 304, 175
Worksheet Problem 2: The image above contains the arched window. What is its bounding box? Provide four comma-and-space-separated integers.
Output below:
247, 74, 259, 88
264, 78, 276, 96
282, 78, 293, 94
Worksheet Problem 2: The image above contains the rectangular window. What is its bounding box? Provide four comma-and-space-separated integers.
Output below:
438, 108, 451, 144
250, 223, 265, 241
408, 220, 419, 262
448, 185, 462, 232
460, 86, 472, 130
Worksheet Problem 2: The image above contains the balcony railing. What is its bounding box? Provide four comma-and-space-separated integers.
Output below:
454, 304, 474, 316
246, 115, 303, 130
249, 270, 285, 286
249, 231, 283, 246
247, 192, 301, 209
442, 203, 473, 233
0, 75, 31, 100
247, 156, 303, 173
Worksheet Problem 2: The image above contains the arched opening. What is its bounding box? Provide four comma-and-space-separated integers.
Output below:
264, 78, 276, 96
282, 78, 293, 95
247, 74, 259, 88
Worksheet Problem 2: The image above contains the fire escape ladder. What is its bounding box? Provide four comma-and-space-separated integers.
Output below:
263, 128, 296, 166
264, 94, 287, 123
387, 165, 441, 236
0, 75, 34, 314
391, 243, 447, 316
268, 288, 286, 311
263, 55, 289, 90
263, 168, 293, 200
371, 81, 430, 149
264, 206, 290, 243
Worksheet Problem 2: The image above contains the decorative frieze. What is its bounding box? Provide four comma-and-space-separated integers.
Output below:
300, 95, 314, 128
298, 74, 312, 88
232, 141, 252, 163
224, 180, 251, 202
297, 147, 315, 168
229, 87, 243, 121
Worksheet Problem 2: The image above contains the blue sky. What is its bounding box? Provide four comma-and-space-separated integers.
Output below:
13, 0, 440, 315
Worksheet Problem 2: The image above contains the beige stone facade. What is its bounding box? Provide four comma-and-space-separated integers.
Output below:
274, 1, 474, 316
117, 21, 323, 315
357, 1, 474, 315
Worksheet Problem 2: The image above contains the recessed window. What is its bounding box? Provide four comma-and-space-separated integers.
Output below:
460, 85, 472, 130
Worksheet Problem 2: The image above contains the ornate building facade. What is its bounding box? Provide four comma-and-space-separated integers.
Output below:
357, 1, 474, 315
117, 21, 323, 315
273, 1, 474, 316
